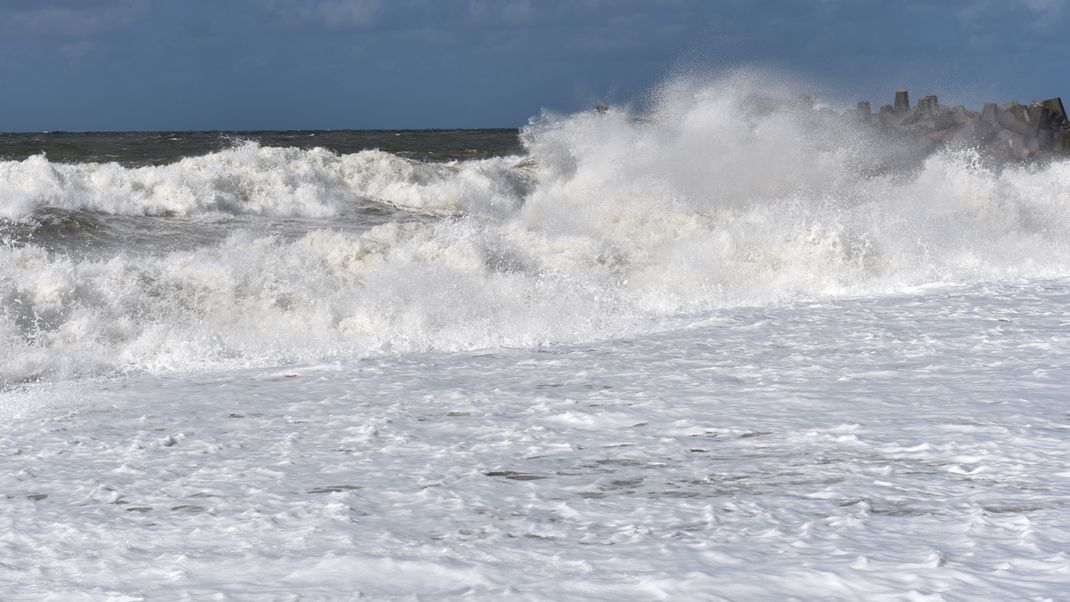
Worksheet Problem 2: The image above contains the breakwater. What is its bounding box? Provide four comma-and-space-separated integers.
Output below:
846, 89, 1069, 161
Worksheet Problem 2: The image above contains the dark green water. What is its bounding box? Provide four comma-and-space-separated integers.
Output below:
0, 129, 522, 166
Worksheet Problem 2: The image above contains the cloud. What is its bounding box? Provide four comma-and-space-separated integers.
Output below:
956, 0, 1067, 34
314, 0, 383, 28
260, 0, 546, 32
962, 0, 1067, 18
467, 0, 534, 25
2, 0, 147, 38
1019, 0, 1066, 13
59, 40, 96, 58
260, 0, 383, 30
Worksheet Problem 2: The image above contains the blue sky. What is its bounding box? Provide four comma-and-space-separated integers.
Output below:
1, 0, 1068, 131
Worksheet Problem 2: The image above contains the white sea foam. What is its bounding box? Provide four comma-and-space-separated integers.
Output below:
0, 143, 527, 221
4, 279, 1070, 598
6, 73, 1070, 599
4, 74, 1070, 382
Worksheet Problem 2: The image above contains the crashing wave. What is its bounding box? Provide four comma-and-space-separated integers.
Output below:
4, 72, 1070, 383
0, 144, 531, 222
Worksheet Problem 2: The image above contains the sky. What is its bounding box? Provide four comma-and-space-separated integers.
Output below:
1, 0, 1068, 131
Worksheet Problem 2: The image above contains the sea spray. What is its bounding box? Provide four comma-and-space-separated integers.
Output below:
3, 74, 1070, 383
0, 144, 528, 222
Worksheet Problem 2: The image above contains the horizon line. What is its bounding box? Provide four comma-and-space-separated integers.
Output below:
0, 126, 524, 136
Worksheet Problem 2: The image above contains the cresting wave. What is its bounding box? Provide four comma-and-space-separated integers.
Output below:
4, 74, 1070, 383
0, 144, 529, 221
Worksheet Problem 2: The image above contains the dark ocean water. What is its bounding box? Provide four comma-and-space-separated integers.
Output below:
0, 129, 521, 166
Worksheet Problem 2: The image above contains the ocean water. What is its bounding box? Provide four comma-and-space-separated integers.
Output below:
3, 76, 1070, 599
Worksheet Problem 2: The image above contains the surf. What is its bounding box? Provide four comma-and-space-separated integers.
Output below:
3, 72, 1070, 384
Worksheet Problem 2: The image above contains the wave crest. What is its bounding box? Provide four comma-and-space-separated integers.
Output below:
0, 142, 529, 222
5, 73, 1070, 383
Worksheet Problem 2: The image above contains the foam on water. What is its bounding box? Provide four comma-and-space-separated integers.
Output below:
5, 278, 1070, 598
4, 74, 1070, 382
0, 143, 528, 221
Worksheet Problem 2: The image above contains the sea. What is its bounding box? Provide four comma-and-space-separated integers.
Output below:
2, 78, 1070, 599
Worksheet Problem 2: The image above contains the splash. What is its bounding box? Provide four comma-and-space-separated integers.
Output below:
0, 142, 528, 221
3, 73, 1070, 383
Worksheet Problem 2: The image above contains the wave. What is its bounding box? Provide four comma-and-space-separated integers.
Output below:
0, 143, 530, 222
4, 72, 1070, 383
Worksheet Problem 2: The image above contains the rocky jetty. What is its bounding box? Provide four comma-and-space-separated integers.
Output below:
851, 89, 1070, 161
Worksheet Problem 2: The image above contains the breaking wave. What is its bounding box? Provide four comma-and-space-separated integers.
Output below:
4, 72, 1070, 383
0, 143, 530, 221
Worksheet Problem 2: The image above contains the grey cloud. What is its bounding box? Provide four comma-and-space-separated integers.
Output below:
1019, 0, 1066, 13
259, 0, 383, 29
257, 0, 613, 31
467, 0, 534, 25
958, 0, 1066, 25
313, 0, 383, 29
59, 40, 96, 58
2, 0, 147, 37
